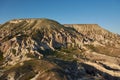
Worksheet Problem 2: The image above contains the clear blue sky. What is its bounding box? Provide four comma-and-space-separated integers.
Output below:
0, 0, 120, 34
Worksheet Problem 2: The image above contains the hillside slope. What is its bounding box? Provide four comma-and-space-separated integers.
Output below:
0, 18, 120, 80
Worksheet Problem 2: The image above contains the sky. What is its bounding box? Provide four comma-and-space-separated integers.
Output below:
0, 0, 120, 34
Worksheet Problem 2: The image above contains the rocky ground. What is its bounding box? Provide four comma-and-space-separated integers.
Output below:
0, 18, 120, 80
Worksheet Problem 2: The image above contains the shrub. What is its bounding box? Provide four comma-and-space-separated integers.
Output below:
0, 50, 3, 60
11, 48, 16, 55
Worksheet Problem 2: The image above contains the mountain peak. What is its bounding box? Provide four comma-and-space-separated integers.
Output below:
0, 18, 64, 36
9, 18, 60, 25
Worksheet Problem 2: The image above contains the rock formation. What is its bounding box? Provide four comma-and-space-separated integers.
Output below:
0, 18, 120, 80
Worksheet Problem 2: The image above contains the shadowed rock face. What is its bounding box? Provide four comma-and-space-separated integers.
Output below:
0, 18, 120, 80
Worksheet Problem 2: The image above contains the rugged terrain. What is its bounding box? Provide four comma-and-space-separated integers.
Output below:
0, 18, 120, 80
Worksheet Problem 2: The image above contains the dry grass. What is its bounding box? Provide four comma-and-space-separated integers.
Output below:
84, 44, 120, 57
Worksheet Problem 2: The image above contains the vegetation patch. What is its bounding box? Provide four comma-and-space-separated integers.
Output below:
84, 44, 98, 52
11, 48, 16, 55
51, 47, 83, 61
84, 44, 120, 57
1, 59, 55, 80
0, 50, 3, 60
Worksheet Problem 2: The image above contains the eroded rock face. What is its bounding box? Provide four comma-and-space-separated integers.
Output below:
0, 18, 120, 80
0, 19, 92, 66
64, 24, 120, 48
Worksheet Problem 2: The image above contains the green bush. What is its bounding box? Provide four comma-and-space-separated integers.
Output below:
0, 50, 3, 60
11, 49, 16, 55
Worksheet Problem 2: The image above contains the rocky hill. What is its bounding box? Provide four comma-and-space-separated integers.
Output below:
64, 24, 120, 57
64, 24, 120, 46
0, 18, 120, 80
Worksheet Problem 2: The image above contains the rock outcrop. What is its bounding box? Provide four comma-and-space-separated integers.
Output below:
0, 19, 91, 66
64, 24, 120, 47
